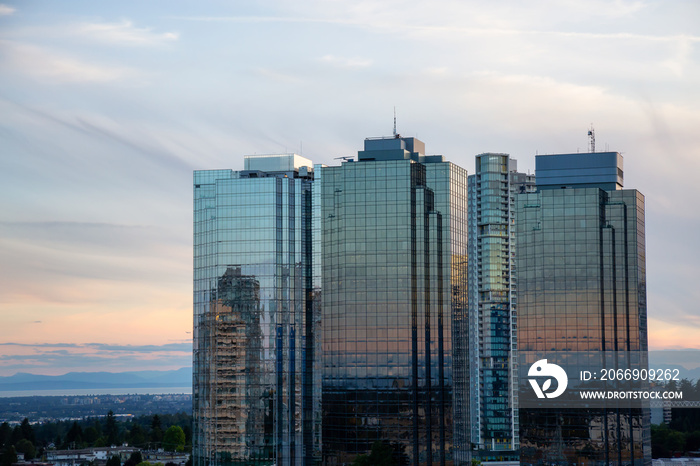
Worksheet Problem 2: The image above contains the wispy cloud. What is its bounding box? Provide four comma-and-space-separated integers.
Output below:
320, 54, 372, 69
75, 20, 179, 46
0, 342, 192, 375
0, 4, 14, 16
0, 40, 137, 83
253, 67, 304, 83
168, 14, 700, 43
0, 342, 191, 353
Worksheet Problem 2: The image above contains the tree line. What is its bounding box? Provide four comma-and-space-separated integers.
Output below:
651, 378, 700, 458
0, 411, 192, 466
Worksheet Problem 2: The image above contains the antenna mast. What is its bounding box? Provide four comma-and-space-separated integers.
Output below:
587, 124, 596, 153
393, 107, 397, 138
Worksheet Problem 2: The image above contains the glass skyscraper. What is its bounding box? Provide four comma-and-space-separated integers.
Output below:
466, 154, 535, 462
193, 155, 321, 466
320, 136, 468, 466
515, 152, 651, 465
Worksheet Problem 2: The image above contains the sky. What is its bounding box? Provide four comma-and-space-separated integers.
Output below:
0, 0, 699, 376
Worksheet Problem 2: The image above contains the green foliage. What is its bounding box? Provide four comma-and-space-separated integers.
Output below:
150, 416, 163, 444
29, 411, 192, 451
9, 427, 22, 446
127, 451, 143, 466
106, 455, 121, 466
0, 423, 11, 448
162, 426, 185, 452
106, 411, 119, 446
651, 423, 700, 458
15, 439, 36, 460
64, 421, 84, 449
471, 459, 482, 466
1, 446, 17, 466
128, 424, 147, 448
84, 426, 100, 445
352, 441, 397, 466
19, 419, 35, 445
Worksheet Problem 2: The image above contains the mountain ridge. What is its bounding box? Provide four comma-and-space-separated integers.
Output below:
0, 367, 192, 391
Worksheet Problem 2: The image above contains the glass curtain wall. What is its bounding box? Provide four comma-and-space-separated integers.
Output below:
516, 187, 650, 466
321, 159, 467, 466
193, 167, 320, 466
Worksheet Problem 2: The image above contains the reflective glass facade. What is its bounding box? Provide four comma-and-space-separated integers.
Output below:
466, 154, 535, 462
516, 152, 650, 465
320, 138, 468, 466
193, 157, 321, 466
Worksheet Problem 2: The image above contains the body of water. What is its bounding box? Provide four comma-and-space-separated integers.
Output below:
0, 387, 192, 397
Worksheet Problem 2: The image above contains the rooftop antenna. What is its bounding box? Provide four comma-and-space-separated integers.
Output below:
393, 107, 400, 138
587, 124, 595, 153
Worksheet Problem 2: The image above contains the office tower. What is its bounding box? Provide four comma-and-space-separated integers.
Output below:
516, 152, 651, 465
320, 136, 468, 465
466, 154, 535, 462
193, 155, 321, 466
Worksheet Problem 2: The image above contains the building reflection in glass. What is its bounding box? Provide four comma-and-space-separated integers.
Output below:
516, 152, 651, 465
193, 156, 320, 466
320, 137, 468, 465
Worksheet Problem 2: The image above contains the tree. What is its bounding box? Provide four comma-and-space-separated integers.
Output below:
106, 455, 121, 466
686, 430, 700, 452
150, 416, 163, 445
1, 446, 17, 466
106, 411, 119, 446
128, 424, 147, 448
182, 425, 192, 447
124, 451, 143, 466
9, 427, 21, 446
84, 426, 100, 446
0, 424, 10, 448
352, 441, 395, 466
64, 422, 84, 449
15, 439, 36, 460
162, 426, 185, 452
20, 419, 35, 445
92, 420, 103, 438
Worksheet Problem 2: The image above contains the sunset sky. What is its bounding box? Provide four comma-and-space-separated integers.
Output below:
1, 0, 699, 376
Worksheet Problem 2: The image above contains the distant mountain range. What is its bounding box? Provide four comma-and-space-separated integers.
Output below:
2, 357, 694, 393
0, 367, 192, 392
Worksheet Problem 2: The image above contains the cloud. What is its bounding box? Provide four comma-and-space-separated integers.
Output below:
320, 54, 372, 69
0, 343, 82, 348
0, 40, 137, 83
0, 342, 191, 352
75, 20, 179, 46
87, 343, 191, 353
0, 4, 15, 16
0, 342, 192, 376
167, 9, 700, 43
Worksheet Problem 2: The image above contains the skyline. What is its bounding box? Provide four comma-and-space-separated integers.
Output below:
1, 0, 699, 376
